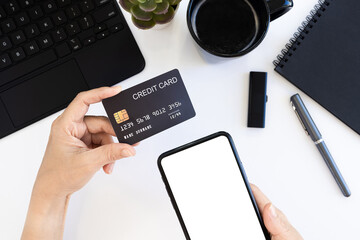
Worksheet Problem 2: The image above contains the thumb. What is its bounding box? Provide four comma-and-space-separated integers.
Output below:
263, 203, 303, 240
86, 143, 136, 165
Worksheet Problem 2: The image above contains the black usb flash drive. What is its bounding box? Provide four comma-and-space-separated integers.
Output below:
247, 72, 268, 128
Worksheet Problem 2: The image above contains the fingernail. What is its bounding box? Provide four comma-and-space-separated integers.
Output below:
121, 149, 133, 157
108, 163, 115, 174
269, 204, 278, 218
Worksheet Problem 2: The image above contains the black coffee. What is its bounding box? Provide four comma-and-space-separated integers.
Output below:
194, 0, 258, 55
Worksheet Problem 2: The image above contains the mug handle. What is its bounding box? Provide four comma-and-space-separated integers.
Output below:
267, 0, 294, 21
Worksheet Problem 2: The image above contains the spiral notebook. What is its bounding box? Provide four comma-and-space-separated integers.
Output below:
274, 0, 360, 135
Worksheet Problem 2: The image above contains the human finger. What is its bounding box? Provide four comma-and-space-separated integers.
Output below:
85, 142, 136, 165
103, 163, 115, 174
250, 184, 271, 215
262, 203, 303, 240
84, 116, 115, 136
103, 142, 139, 174
91, 134, 116, 174
90, 132, 115, 174
91, 132, 114, 147
62, 86, 121, 123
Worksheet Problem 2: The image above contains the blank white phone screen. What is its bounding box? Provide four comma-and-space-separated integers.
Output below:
161, 135, 266, 240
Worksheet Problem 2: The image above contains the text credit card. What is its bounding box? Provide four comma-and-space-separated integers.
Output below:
102, 69, 196, 145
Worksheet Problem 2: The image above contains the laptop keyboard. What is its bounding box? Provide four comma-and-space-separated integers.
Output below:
0, 0, 124, 86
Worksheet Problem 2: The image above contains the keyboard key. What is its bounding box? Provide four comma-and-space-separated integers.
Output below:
4, 0, 20, 14
18, 0, 34, 8
94, 23, 106, 33
10, 30, 26, 44
0, 50, 57, 87
93, 4, 116, 23
0, 37, 12, 51
28, 6, 43, 19
110, 23, 123, 33
1, 19, 16, 33
94, 0, 111, 6
52, 28, 67, 42
77, 28, 93, 41
0, 7, 6, 20
24, 24, 40, 38
23, 40, 39, 55
10, 47, 26, 62
14, 12, 30, 26
66, 22, 80, 36
55, 42, 71, 57
104, 14, 121, 27
39, 17, 54, 32
96, 30, 109, 39
66, 5, 81, 19
57, 0, 71, 8
52, 11, 67, 25
79, 0, 94, 13
43, 0, 57, 14
38, 34, 53, 48
79, 15, 93, 29
68, 37, 81, 51
0, 53, 12, 70
83, 36, 95, 46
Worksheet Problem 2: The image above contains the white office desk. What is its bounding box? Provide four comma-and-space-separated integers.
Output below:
1, 0, 359, 239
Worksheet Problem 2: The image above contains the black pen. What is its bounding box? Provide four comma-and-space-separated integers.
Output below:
290, 94, 351, 197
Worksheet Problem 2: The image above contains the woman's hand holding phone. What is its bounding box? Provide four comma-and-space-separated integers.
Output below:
251, 184, 303, 240
159, 133, 303, 240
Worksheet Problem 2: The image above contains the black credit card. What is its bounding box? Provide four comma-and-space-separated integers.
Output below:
102, 69, 196, 145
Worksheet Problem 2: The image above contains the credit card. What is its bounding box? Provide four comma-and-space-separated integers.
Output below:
102, 69, 196, 145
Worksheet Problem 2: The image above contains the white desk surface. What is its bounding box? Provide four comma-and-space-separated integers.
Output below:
1, 0, 360, 239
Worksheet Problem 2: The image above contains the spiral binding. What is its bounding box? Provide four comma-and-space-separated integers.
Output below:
273, 0, 331, 68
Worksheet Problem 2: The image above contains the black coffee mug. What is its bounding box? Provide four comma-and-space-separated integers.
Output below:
187, 0, 293, 57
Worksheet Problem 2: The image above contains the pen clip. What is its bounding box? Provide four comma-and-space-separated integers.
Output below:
291, 102, 309, 136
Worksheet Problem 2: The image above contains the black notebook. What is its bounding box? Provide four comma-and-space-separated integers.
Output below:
274, 0, 360, 135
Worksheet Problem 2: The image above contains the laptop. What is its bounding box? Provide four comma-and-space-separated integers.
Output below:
0, 0, 145, 138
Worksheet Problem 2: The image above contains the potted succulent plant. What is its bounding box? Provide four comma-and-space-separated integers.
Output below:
119, 0, 182, 30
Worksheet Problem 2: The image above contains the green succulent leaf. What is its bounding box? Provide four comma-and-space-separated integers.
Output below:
128, 0, 139, 4
153, 0, 169, 14
132, 15, 156, 29
155, 0, 162, 3
172, 0, 181, 5
119, 0, 135, 12
137, 0, 146, 3
153, 5, 175, 24
167, 0, 176, 5
139, 0, 157, 12
131, 4, 153, 21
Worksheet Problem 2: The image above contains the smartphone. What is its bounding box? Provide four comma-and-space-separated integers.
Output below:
158, 132, 270, 240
